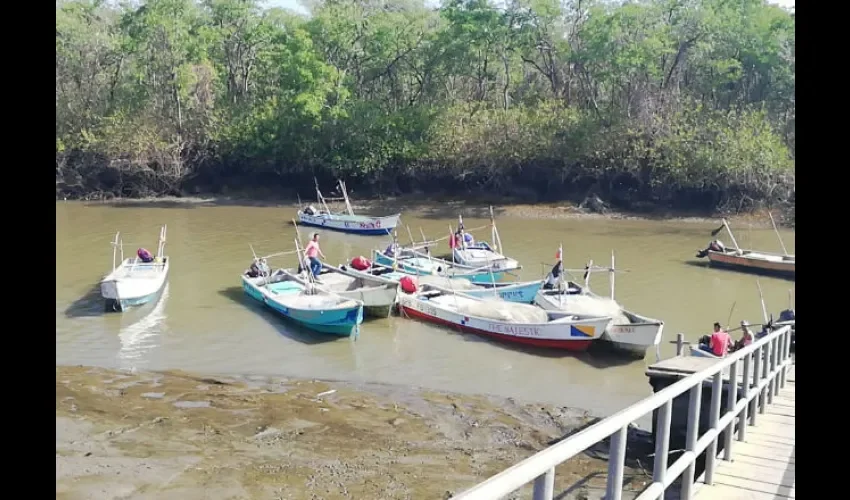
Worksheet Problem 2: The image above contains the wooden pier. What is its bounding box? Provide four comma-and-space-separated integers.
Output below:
694, 364, 795, 499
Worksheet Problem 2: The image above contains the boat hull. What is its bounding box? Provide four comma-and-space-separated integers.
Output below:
297, 212, 400, 235
373, 251, 503, 284
242, 278, 363, 336
534, 288, 663, 357
688, 344, 721, 359
706, 250, 795, 278
335, 285, 398, 318
396, 291, 606, 351
100, 259, 170, 312
315, 264, 399, 318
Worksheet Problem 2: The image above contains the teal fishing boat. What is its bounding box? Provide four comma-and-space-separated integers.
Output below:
241, 251, 364, 337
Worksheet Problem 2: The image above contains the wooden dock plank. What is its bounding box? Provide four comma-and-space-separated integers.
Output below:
694, 365, 794, 500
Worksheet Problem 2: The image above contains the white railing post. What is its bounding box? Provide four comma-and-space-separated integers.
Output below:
680, 384, 703, 500
759, 341, 770, 414
773, 336, 781, 397
606, 426, 628, 500
653, 401, 672, 500
704, 372, 723, 484
724, 359, 738, 460
739, 353, 751, 441
769, 337, 778, 400
532, 468, 555, 500
750, 345, 761, 426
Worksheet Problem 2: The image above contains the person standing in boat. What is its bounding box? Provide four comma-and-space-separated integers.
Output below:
304, 233, 326, 278
700, 322, 733, 357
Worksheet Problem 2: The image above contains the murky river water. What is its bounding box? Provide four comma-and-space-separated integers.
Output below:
56, 201, 794, 418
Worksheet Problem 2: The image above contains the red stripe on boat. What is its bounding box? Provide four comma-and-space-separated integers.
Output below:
400, 306, 593, 352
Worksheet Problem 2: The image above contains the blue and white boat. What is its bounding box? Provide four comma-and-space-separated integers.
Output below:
242, 255, 364, 336
100, 225, 169, 312
296, 180, 400, 236
372, 247, 506, 285
337, 259, 541, 303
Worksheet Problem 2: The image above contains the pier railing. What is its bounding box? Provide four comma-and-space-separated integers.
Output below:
453, 325, 794, 500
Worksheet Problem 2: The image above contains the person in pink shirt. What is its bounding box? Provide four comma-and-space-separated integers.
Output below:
701, 322, 733, 357
304, 233, 326, 278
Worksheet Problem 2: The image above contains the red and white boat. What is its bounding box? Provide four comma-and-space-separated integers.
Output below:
396, 283, 609, 351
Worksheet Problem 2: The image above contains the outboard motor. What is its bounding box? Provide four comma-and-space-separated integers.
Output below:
303, 205, 316, 216
698, 335, 711, 347
778, 309, 795, 322
697, 239, 726, 259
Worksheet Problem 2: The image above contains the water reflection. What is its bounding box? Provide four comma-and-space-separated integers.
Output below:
117, 284, 170, 370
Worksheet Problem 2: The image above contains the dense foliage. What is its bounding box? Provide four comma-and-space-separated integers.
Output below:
56, 0, 795, 214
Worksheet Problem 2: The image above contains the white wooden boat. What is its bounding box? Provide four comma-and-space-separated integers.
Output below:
533, 250, 663, 357
312, 263, 400, 318
450, 209, 520, 272
696, 216, 794, 278
296, 179, 400, 235
100, 226, 169, 312
396, 283, 609, 351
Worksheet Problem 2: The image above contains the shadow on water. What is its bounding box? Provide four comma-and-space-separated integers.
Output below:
682, 259, 795, 282
64, 283, 105, 318
217, 287, 340, 345
446, 328, 640, 368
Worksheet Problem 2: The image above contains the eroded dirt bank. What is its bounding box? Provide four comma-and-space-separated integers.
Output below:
56, 366, 652, 500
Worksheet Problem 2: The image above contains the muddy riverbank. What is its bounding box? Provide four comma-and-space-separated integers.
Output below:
56, 366, 653, 500
66, 195, 791, 228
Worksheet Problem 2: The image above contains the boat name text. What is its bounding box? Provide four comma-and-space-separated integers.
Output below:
488, 324, 542, 337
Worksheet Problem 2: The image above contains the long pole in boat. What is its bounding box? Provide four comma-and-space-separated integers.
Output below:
339, 180, 355, 216
789, 289, 794, 310
768, 211, 789, 256
610, 250, 616, 300
315, 177, 330, 215
112, 232, 120, 272
489, 206, 503, 256
449, 224, 456, 266
756, 279, 769, 325
584, 259, 594, 290
721, 218, 741, 252
557, 244, 564, 307
406, 225, 416, 245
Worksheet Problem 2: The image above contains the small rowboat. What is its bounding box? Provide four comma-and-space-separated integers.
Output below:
241, 250, 364, 336
313, 263, 400, 318
696, 217, 794, 278
449, 208, 521, 272
100, 225, 169, 312
396, 283, 609, 351
373, 247, 506, 284
296, 179, 400, 236
533, 250, 663, 357
338, 260, 543, 304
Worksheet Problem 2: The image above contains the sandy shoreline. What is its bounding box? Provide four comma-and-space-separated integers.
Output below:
56, 365, 652, 499
63, 195, 788, 228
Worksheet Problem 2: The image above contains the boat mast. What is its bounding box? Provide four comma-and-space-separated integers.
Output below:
314, 178, 331, 214
610, 250, 615, 300
157, 225, 167, 260
111, 232, 121, 272
721, 218, 741, 251
339, 180, 355, 216
489, 206, 503, 255
768, 211, 789, 256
